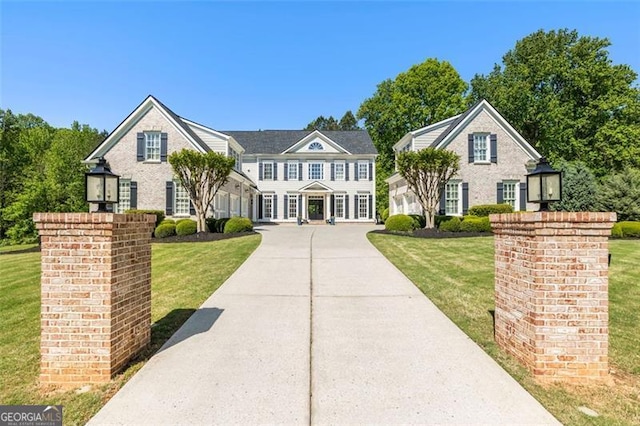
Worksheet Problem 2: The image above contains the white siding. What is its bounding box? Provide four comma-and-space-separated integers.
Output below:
187, 125, 228, 154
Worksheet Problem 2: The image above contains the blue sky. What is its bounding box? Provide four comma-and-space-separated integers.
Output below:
2, 1, 639, 132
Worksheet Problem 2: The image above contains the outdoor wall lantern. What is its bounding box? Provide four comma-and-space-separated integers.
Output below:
526, 157, 562, 211
85, 157, 120, 212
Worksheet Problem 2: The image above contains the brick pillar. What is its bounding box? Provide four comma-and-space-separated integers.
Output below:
489, 212, 616, 384
33, 213, 156, 388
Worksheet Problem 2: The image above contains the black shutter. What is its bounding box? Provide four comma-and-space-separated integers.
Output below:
273, 195, 278, 219
345, 163, 349, 181
490, 134, 497, 163
354, 163, 359, 181
439, 187, 446, 215
462, 182, 469, 215
160, 133, 168, 162
190, 201, 196, 216
258, 195, 263, 219
345, 196, 349, 219
137, 133, 145, 161
331, 195, 335, 216
497, 182, 504, 204
520, 182, 527, 211
165, 181, 174, 216
354, 195, 358, 217
368, 194, 373, 219
284, 163, 288, 181
369, 162, 373, 181
468, 134, 474, 163
130, 181, 138, 209
298, 194, 303, 216
331, 163, 335, 181
284, 195, 288, 219
259, 162, 264, 180
273, 163, 278, 181
298, 163, 303, 181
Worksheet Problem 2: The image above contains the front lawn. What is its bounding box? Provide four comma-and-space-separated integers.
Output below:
0, 234, 261, 425
368, 234, 639, 426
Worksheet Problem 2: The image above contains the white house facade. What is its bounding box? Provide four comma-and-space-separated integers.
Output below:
387, 99, 542, 216
84, 96, 377, 223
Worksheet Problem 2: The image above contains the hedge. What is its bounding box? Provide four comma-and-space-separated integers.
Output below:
468, 204, 513, 217
125, 209, 165, 227
385, 214, 416, 232
459, 216, 492, 233
439, 217, 461, 232
435, 215, 454, 228
216, 218, 231, 233
154, 223, 176, 238
619, 221, 640, 238
160, 219, 176, 225
409, 214, 426, 229
611, 223, 624, 238
224, 217, 253, 234
206, 217, 217, 233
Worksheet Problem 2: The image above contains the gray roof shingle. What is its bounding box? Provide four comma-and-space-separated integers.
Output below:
429, 100, 482, 148
221, 130, 377, 155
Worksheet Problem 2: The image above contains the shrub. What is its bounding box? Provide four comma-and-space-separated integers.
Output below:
468, 204, 513, 217
384, 214, 416, 232
460, 216, 492, 233
154, 223, 176, 238
160, 219, 175, 225
597, 168, 640, 221
408, 214, 426, 229
216, 218, 230, 233
439, 216, 461, 232
611, 223, 623, 238
125, 209, 165, 227
435, 215, 453, 228
176, 219, 197, 236
224, 217, 253, 233
381, 208, 390, 223
550, 160, 599, 212
206, 217, 217, 233
619, 221, 640, 238
175, 218, 191, 225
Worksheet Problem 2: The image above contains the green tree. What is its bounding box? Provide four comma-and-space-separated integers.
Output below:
169, 149, 235, 233
396, 148, 460, 229
597, 168, 640, 221
550, 160, 599, 212
469, 28, 640, 176
304, 115, 340, 131
338, 111, 360, 130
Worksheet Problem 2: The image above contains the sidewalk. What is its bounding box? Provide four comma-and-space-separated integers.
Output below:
89, 225, 559, 425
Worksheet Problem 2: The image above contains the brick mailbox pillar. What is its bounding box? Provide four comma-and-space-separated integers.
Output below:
489, 212, 616, 384
33, 213, 156, 388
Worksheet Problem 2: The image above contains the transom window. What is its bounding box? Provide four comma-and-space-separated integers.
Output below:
503, 182, 518, 211
358, 162, 368, 180
335, 162, 345, 180
358, 194, 369, 219
145, 132, 161, 161
309, 162, 324, 180
288, 162, 298, 180
445, 182, 460, 215
473, 133, 489, 162
335, 195, 345, 218
174, 182, 190, 216
116, 180, 131, 213
263, 195, 273, 219
263, 162, 274, 180
288, 195, 298, 219
308, 142, 324, 151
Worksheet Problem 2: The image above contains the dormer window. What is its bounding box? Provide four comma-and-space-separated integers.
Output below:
309, 142, 324, 151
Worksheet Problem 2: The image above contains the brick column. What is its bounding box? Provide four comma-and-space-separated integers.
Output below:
33, 213, 156, 388
489, 212, 616, 384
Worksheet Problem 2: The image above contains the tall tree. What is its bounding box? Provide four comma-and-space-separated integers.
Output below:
304, 111, 360, 131
597, 168, 640, 221
396, 148, 460, 229
469, 28, 640, 176
338, 111, 360, 130
549, 160, 599, 212
169, 149, 235, 233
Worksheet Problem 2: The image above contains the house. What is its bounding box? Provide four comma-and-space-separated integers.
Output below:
84, 96, 378, 223
387, 99, 541, 216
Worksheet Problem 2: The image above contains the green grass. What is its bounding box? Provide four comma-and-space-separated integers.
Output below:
368, 234, 640, 425
0, 234, 261, 425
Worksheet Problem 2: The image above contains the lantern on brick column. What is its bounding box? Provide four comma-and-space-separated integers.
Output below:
85, 157, 119, 212
526, 157, 562, 211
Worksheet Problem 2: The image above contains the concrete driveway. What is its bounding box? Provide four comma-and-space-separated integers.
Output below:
89, 224, 559, 425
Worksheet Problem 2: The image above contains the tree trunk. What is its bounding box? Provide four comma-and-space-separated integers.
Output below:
425, 211, 435, 229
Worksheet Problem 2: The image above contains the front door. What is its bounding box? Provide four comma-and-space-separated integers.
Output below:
308, 198, 324, 220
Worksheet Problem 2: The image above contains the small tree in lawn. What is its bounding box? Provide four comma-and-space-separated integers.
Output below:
396, 148, 460, 229
169, 149, 235, 233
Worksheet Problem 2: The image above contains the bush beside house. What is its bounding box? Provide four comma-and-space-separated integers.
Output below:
224, 217, 253, 233
385, 214, 416, 232
154, 223, 176, 238
176, 219, 197, 236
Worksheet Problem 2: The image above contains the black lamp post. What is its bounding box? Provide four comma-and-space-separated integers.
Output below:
85, 158, 120, 212
526, 157, 562, 211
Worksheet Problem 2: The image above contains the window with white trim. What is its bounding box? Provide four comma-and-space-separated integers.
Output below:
263, 195, 273, 219
308, 141, 324, 151
116, 180, 131, 213
335, 195, 345, 218
288, 162, 298, 180
334, 162, 345, 180
445, 182, 460, 215
229, 148, 241, 171
358, 194, 369, 219
174, 182, 190, 216
263, 162, 274, 180
288, 195, 298, 219
503, 181, 518, 211
309, 162, 323, 180
358, 162, 368, 180
473, 133, 489, 162
145, 132, 161, 161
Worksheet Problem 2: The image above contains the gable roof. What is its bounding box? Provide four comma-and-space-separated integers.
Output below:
84, 95, 211, 162
222, 130, 376, 155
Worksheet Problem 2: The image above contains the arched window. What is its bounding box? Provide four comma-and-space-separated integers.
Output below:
308, 142, 324, 151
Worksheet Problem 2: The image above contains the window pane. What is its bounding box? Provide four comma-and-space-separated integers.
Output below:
335, 163, 344, 180
289, 196, 298, 218
174, 183, 190, 215
116, 180, 131, 213
358, 195, 368, 218
335, 196, 344, 218
263, 196, 272, 218
503, 182, 517, 210
358, 163, 368, 180
309, 163, 323, 180
445, 183, 459, 215
145, 132, 160, 161
288, 163, 298, 180
263, 163, 273, 180
473, 134, 488, 162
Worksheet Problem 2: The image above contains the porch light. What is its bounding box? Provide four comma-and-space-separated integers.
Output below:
85, 157, 120, 212
526, 157, 561, 211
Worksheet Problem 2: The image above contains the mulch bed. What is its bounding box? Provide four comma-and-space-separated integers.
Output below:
152, 231, 258, 243
371, 229, 494, 239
